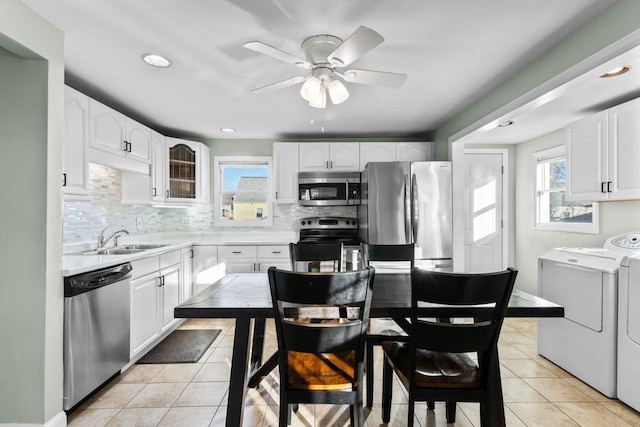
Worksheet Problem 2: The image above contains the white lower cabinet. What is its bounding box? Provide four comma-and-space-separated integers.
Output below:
218, 245, 290, 273
130, 250, 183, 359
192, 246, 224, 295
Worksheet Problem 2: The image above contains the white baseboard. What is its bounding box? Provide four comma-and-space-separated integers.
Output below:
0, 411, 67, 427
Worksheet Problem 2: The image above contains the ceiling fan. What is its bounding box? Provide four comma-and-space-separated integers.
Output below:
244, 26, 407, 108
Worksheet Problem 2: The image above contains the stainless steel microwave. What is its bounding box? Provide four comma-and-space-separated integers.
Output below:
298, 172, 361, 206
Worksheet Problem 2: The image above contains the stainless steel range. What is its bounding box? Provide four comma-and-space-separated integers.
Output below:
298, 216, 362, 270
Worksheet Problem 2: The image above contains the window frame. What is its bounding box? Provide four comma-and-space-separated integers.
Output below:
213, 156, 273, 227
533, 146, 598, 234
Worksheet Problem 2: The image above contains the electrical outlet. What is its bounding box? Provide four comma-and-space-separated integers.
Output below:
182, 217, 192, 226
136, 217, 143, 230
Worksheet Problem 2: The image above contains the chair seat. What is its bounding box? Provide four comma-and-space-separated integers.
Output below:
287, 350, 357, 390
367, 318, 408, 339
382, 342, 480, 389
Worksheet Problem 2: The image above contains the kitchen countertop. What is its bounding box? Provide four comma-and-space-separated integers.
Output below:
62, 231, 298, 277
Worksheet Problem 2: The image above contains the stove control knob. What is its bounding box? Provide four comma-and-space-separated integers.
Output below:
346, 220, 350, 225
301, 221, 306, 225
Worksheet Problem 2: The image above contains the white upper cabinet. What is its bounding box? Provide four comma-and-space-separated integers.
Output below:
63, 86, 90, 199
608, 98, 640, 200
273, 143, 299, 203
151, 131, 166, 203
566, 98, 640, 201
299, 142, 359, 172
124, 117, 152, 164
199, 144, 211, 204
89, 99, 126, 155
88, 98, 151, 173
165, 137, 210, 204
396, 142, 433, 162
359, 142, 433, 170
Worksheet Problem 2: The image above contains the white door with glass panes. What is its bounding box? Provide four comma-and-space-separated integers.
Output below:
463, 150, 505, 273
165, 138, 199, 202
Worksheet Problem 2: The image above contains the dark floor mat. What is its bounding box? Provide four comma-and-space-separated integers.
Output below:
137, 329, 221, 364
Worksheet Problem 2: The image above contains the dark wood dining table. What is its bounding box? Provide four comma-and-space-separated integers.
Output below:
175, 272, 564, 427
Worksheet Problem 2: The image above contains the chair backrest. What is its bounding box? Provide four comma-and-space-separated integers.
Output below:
268, 267, 375, 386
289, 242, 344, 272
409, 267, 517, 381
361, 243, 415, 272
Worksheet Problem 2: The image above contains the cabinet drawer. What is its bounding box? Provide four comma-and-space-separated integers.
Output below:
130, 256, 160, 279
160, 250, 181, 269
258, 245, 289, 259
219, 245, 258, 260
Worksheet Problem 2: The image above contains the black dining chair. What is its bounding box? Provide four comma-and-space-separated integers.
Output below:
289, 241, 344, 272
381, 267, 517, 427
247, 241, 345, 389
268, 266, 375, 427
360, 243, 414, 407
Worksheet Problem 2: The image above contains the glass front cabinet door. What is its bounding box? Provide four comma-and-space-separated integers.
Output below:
165, 138, 199, 202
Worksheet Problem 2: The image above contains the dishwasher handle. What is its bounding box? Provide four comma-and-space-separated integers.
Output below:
65, 263, 132, 297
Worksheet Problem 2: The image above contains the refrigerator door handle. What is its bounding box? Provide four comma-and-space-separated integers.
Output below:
411, 174, 418, 243
404, 174, 411, 242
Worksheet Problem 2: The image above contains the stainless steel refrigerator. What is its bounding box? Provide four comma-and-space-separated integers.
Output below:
358, 161, 452, 271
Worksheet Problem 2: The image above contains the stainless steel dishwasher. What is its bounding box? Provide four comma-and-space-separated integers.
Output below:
64, 262, 132, 411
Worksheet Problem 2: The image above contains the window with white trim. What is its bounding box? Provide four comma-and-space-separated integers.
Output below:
534, 146, 597, 233
213, 156, 273, 227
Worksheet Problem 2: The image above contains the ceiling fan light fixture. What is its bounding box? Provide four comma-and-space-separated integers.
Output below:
309, 88, 327, 108
300, 76, 322, 101
328, 79, 349, 104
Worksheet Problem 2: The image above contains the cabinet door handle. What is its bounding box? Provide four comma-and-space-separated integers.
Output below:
62, 173, 67, 187
607, 181, 612, 193
158, 276, 164, 287
166, 190, 170, 198
330, 160, 333, 169
272, 251, 281, 254
326, 161, 329, 169
601, 182, 607, 193
190, 249, 194, 259
152, 187, 157, 197
232, 251, 242, 254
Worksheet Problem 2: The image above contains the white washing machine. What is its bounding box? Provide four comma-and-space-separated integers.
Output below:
537, 232, 640, 398
618, 252, 640, 411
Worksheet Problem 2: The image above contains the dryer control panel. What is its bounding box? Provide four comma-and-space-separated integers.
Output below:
606, 232, 640, 250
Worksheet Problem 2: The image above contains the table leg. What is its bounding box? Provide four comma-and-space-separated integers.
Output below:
250, 318, 266, 372
481, 353, 506, 427
226, 317, 252, 427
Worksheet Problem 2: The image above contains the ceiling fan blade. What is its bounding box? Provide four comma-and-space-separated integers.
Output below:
251, 75, 308, 93
244, 41, 311, 69
338, 69, 407, 88
327, 26, 384, 67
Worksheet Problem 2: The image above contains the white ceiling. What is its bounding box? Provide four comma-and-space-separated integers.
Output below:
22, 0, 633, 142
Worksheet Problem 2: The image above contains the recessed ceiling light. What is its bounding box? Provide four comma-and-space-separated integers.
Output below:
497, 120, 514, 127
142, 53, 171, 68
600, 66, 631, 78
220, 127, 236, 133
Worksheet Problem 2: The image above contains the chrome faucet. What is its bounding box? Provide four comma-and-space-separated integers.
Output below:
97, 227, 130, 250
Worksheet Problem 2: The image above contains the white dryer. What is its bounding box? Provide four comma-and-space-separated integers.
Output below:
537, 232, 640, 398
618, 252, 640, 411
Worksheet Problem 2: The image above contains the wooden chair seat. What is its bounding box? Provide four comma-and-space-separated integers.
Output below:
288, 350, 356, 390
381, 341, 480, 389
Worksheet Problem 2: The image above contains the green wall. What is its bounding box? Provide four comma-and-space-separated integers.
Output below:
0, 0, 65, 424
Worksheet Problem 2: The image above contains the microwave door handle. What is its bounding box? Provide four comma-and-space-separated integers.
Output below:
404, 174, 411, 243
411, 174, 418, 243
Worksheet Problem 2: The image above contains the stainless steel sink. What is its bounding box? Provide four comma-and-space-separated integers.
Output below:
74, 244, 167, 255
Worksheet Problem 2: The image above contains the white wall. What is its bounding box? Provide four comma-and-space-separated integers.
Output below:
513, 129, 640, 294
0, 0, 64, 424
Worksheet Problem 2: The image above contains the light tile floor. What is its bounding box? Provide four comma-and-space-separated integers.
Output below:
68, 318, 640, 426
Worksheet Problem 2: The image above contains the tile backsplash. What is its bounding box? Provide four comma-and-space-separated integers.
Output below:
63, 163, 356, 244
